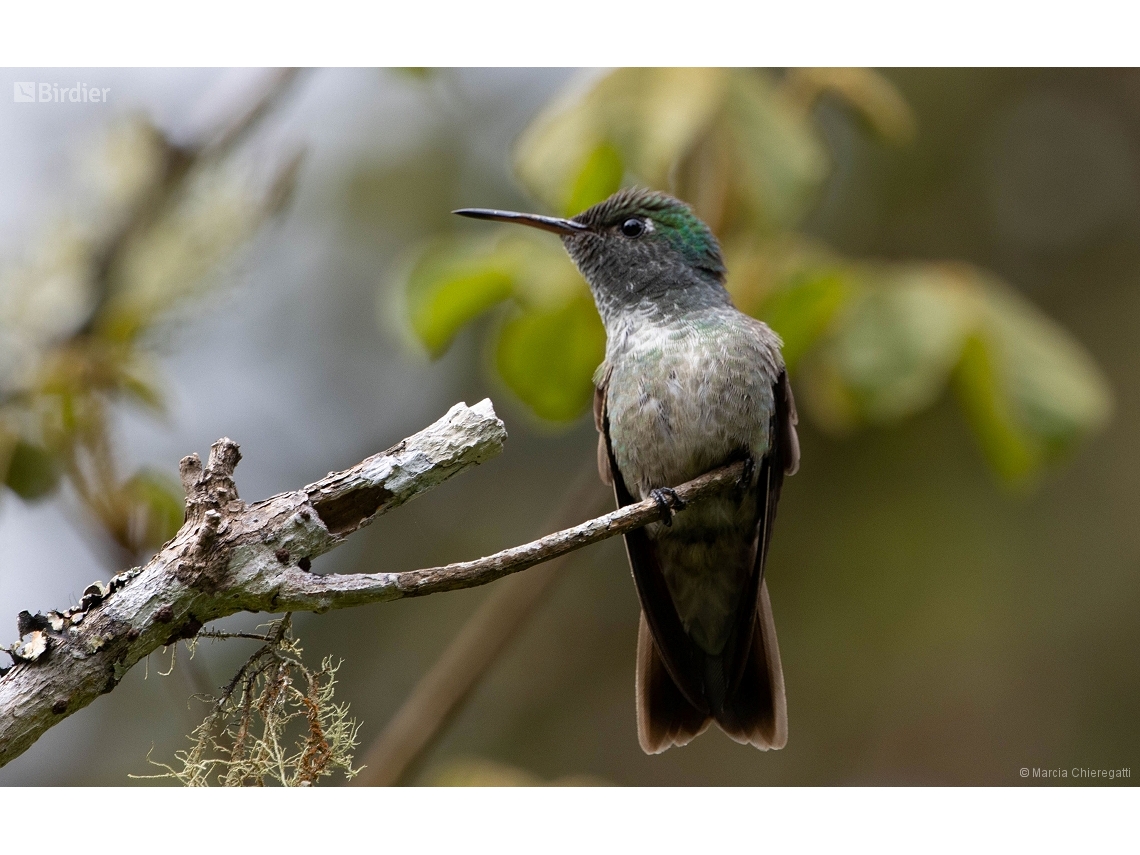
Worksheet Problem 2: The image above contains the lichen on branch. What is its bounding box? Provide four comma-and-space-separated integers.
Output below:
135, 614, 362, 787
0, 396, 745, 771
0, 399, 507, 767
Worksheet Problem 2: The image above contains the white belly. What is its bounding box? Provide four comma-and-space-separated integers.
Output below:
604, 321, 777, 500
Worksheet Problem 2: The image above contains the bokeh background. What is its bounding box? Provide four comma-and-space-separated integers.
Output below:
0, 68, 1136, 785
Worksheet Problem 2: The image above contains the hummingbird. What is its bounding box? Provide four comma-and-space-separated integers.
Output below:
455, 188, 800, 754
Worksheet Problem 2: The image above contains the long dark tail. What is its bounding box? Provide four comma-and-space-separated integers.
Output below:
636, 612, 711, 754
715, 578, 787, 750
636, 579, 786, 753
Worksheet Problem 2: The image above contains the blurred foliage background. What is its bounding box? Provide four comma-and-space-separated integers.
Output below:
0, 68, 1136, 785
0, 72, 299, 568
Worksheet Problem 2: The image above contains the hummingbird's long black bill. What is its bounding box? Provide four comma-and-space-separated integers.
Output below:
453, 208, 588, 235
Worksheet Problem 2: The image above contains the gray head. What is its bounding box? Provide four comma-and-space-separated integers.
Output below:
455, 188, 731, 326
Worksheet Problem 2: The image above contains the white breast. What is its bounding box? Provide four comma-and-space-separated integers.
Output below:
604, 310, 778, 499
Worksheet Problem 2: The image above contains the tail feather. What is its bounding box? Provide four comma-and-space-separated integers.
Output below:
636, 612, 711, 754
636, 580, 787, 753
715, 578, 787, 750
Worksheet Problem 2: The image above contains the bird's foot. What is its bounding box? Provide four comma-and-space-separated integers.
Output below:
737, 455, 756, 492
649, 487, 686, 527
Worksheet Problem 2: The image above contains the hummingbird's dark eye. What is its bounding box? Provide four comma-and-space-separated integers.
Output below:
620, 218, 645, 237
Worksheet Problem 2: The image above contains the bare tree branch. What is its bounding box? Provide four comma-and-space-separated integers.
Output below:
352, 467, 610, 786
0, 398, 745, 769
0, 399, 505, 767
268, 459, 741, 611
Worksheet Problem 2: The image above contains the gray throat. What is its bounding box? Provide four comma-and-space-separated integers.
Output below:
563, 239, 734, 332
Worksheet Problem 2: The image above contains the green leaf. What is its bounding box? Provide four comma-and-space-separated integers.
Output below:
953, 282, 1113, 480
783, 261, 1113, 481
824, 268, 974, 423
758, 270, 851, 372
406, 239, 516, 357
125, 468, 185, 549
564, 142, 624, 217
723, 71, 830, 230
953, 334, 1041, 481
406, 230, 600, 421
981, 286, 1112, 449
495, 295, 605, 422
507, 232, 591, 310
4, 441, 59, 501
515, 68, 731, 213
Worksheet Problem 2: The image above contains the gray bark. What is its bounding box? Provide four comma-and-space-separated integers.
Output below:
0, 400, 505, 767
0, 397, 744, 768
